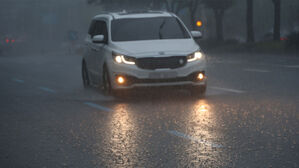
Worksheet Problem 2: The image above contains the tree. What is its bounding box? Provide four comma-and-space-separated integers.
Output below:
87, 0, 168, 11
87, 0, 154, 10
86, 0, 202, 29
202, 0, 233, 41
272, 0, 281, 41
186, 0, 202, 29
246, 0, 254, 42
168, 0, 202, 29
151, 0, 169, 10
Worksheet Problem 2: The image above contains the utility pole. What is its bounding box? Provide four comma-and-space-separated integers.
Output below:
272, 0, 281, 41
246, 0, 254, 42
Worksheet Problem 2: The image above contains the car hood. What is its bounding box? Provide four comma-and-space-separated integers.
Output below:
112, 39, 199, 57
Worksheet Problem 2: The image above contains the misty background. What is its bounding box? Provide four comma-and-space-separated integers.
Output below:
1, 0, 298, 55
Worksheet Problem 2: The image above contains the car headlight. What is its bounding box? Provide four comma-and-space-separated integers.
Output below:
112, 53, 136, 65
187, 51, 203, 62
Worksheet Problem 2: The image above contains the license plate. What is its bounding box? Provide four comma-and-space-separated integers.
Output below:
149, 71, 177, 79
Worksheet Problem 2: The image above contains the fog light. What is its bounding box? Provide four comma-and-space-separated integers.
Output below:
197, 73, 204, 80
116, 76, 125, 84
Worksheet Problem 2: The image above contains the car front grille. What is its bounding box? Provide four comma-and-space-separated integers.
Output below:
136, 56, 187, 70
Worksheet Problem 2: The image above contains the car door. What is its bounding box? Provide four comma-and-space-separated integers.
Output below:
90, 20, 108, 85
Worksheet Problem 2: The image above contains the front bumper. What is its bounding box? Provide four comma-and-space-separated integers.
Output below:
107, 59, 207, 89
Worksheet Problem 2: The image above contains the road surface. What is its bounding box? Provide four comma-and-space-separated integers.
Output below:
0, 51, 298, 167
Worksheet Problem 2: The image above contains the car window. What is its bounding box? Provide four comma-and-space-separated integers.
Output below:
88, 20, 96, 36
89, 20, 108, 41
111, 17, 190, 42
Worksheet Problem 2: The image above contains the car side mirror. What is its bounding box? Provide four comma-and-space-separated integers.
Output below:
191, 31, 202, 39
92, 35, 105, 43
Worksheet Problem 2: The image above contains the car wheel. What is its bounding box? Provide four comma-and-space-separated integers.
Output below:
102, 66, 128, 98
102, 66, 112, 94
82, 61, 90, 88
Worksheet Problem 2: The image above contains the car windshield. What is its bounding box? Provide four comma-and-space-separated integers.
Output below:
111, 17, 190, 42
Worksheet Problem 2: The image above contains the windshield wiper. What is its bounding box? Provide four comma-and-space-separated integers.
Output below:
159, 19, 166, 39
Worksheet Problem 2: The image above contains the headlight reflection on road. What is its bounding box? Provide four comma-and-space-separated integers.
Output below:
183, 100, 225, 167
105, 103, 140, 167
190, 100, 215, 140
198, 104, 208, 113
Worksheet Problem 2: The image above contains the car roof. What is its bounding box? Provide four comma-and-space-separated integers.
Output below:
93, 11, 174, 20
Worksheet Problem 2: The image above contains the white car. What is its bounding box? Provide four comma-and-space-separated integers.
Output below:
82, 11, 207, 96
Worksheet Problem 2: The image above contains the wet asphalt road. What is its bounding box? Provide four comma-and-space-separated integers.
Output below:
0, 51, 298, 168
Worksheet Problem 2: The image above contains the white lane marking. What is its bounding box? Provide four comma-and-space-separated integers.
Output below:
272, 64, 299, 68
38, 87, 56, 93
210, 86, 245, 94
243, 68, 270, 73
206, 88, 225, 96
282, 65, 299, 68
212, 60, 243, 64
168, 130, 223, 148
84, 102, 112, 112
12, 78, 24, 83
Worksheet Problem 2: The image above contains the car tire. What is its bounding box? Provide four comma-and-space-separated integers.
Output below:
82, 61, 90, 88
102, 65, 112, 95
102, 66, 128, 98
